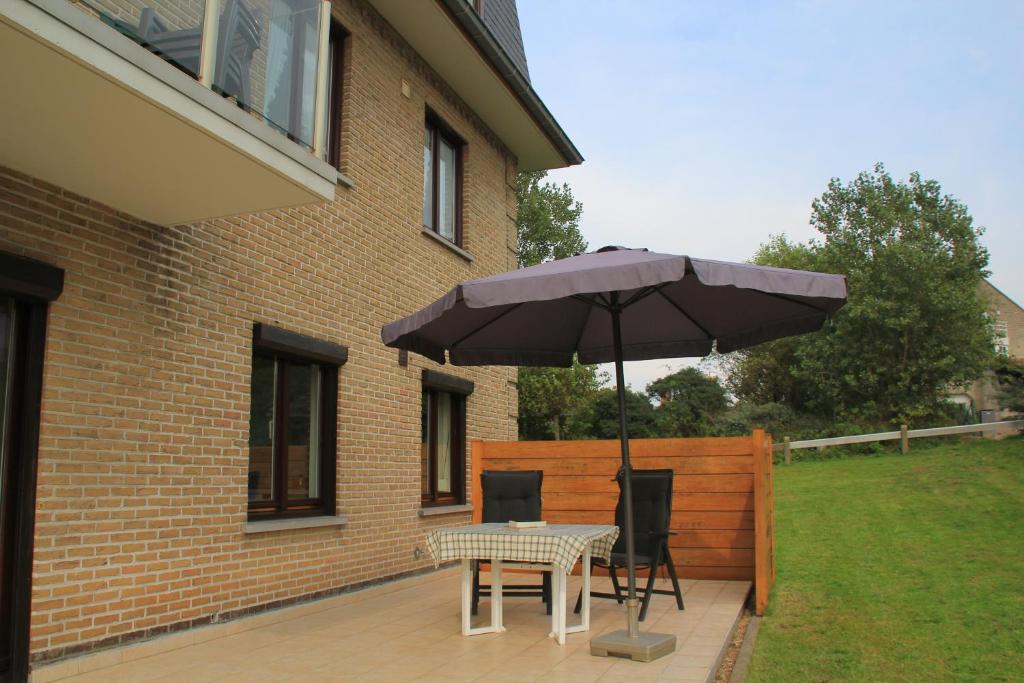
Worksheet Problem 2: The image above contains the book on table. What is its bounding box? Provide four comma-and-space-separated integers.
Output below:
508, 520, 547, 529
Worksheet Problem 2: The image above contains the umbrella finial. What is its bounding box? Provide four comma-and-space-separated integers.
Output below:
596, 245, 647, 253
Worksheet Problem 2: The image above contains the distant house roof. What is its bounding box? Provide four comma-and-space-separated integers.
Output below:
479, 0, 530, 82
981, 279, 1024, 313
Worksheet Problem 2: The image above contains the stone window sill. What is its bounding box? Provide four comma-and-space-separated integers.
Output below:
419, 504, 473, 517
421, 227, 474, 263
245, 515, 348, 534
337, 170, 355, 188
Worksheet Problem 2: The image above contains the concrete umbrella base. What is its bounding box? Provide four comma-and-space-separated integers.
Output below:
590, 629, 677, 662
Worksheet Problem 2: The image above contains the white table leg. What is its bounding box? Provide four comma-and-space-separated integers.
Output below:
556, 566, 567, 644
492, 559, 505, 633
461, 558, 503, 636
548, 566, 559, 641
581, 544, 591, 631
461, 559, 472, 636
565, 543, 593, 636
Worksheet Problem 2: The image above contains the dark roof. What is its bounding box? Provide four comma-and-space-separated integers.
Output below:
479, 0, 530, 81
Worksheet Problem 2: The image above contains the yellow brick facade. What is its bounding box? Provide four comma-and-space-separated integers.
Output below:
0, 0, 520, 663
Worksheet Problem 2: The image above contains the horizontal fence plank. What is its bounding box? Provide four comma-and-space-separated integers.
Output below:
481, 437, 754, 458
541, 474, 754, 495
783, 431, 901, 449
908, 420, 1024, 438
771, 419, 1024, 452
674, 548, 754, 568
541, 492, 754, 513
669, 530, 755, 549
543, 510, 755, 530
672, 510, 755, 530
483, 456, 754, 475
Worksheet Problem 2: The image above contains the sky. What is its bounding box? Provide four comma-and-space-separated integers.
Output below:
517, 0, 1024, 390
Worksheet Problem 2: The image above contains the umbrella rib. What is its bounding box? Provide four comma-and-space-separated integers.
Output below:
621, 285, 661, 309
449, 302, 524, 348
572, 294, 609, 310
654, 288, 716, 339
760, 291, 829, 315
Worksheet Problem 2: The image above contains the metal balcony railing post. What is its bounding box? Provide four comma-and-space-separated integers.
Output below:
312, 0, 332, 158
198, 0, 221, 88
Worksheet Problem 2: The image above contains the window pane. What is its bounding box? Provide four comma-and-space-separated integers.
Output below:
421, 390, 432, 497
248, 355, 276, 503
436, 393, 452, 494
423, 126, 434, 228
439, 138, 457, 241
286, 362, 320, 501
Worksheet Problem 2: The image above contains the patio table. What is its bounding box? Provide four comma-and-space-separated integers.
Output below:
425, 523, 619, 644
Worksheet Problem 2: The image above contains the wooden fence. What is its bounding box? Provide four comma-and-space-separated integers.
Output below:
775, 419, 1024, 464
470, 430, 776, 615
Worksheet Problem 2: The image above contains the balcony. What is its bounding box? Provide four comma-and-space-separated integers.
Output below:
0, 0, 337, 225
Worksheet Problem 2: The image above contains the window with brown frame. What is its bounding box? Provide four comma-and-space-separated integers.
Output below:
247, 324, 346, 519
323, 20, 348, 170
0, 251, 63, 682
421, 371, 473, 506
422, 112, 465, 246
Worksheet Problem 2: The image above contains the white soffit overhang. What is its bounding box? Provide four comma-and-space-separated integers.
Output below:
0, 1, 336, 226
367, 0, 570, 172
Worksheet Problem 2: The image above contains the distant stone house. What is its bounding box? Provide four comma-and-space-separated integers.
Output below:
948, 280, 1024, 419
0, 0, 581, 678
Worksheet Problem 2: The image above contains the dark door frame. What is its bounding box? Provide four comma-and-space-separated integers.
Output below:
0, 251, 64, 683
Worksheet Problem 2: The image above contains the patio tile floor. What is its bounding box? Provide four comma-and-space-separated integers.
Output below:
32, 569, 750, 683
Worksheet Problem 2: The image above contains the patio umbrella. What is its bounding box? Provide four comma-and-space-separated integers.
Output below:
382, 246, 847, 660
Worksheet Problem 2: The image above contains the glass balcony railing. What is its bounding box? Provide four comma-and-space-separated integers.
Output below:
72, 0, 330, 154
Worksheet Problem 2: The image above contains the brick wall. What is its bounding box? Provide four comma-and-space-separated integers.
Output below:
0, 0, 520, 662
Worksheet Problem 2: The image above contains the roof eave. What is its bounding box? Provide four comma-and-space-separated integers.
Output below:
365, 0, 583, 171
438, 0, 583, 168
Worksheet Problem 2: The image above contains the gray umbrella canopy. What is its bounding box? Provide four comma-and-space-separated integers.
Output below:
382, 247, 847, 366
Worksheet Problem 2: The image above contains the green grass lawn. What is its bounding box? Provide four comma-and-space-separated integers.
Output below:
747, 436, 1024, 682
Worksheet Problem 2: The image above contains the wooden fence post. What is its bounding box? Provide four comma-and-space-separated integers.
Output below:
752, 429, 772, 616
783, 437, 791, 465
900, 424, 909, 454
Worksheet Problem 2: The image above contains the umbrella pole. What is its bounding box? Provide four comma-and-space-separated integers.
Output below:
589, 293, 676, 662
609, 297, 641, 638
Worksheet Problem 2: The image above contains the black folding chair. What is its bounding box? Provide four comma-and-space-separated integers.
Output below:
574, 468, 684, 621
472, 470, 552, 615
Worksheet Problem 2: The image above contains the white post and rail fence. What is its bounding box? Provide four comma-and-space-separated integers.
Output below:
775, 419, 1024, 464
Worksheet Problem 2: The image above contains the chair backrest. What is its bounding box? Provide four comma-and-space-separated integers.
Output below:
481, 470, 543, 523
613, 469, 673, 556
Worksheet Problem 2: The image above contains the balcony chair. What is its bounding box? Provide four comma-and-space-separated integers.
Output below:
472, 470, 552, 615
574, 468, 684, 622
135, 0, 261, 104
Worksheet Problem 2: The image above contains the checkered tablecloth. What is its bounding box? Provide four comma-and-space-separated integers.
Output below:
425, 523, 619, 573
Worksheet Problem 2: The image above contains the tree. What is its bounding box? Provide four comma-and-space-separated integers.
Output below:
518, 359, 606, 440
566, 387, 660, 440
726, 164, 993, 426
515, 171, 586, 268
994, 357, 1024, 417
514, 171, 602, 439
646, 367, 728, 437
